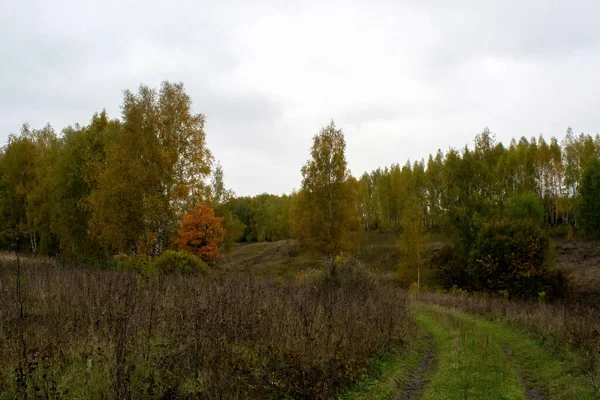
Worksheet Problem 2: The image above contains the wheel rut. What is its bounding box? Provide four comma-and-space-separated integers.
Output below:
502, 345, 549, 400
394, 332, 436, 400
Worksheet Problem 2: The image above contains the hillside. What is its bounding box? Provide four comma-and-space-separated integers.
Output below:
218, 233, 600, 294
555, 239, 600, 293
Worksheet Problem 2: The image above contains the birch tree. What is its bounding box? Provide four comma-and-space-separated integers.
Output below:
292, 121, 361, 263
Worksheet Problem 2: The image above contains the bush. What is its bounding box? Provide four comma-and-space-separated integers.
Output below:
112, 253, 146, 272
430, 245, 468, 290
335, 257, 377, 293
471, 219, 562, 298
0, 260, 413, 399
153, 250, 210, 276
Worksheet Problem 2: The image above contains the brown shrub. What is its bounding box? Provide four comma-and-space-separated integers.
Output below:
0, 258, 413, 399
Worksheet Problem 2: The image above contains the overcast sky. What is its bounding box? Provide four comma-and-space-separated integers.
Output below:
2, 1, 599, 196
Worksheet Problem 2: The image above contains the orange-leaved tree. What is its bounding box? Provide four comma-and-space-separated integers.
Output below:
175, 204, 225, 263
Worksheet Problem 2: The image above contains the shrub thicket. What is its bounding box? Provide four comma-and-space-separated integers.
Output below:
0, 257, 413, 399
431, 220, 568, 298
153, 250, 210, 276
111, 250, 210, 276
430, 245, 468, 289
471, 220, 567, 298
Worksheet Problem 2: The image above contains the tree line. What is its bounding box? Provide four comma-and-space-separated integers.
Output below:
1, 81, 600, 267
0, 82, 216, 257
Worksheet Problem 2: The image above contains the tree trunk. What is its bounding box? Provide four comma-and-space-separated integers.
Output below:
417, 243, 420, 286
154, 225, 166, 257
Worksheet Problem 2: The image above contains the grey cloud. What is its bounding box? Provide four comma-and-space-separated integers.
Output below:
2, 0, 600, 195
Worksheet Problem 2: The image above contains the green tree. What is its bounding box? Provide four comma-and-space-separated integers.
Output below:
577, 156, 600, 236
0, 129, 38, 251
293, 121, 361, 263
563, 129, 599, 220
206, 162, 244, 252
505, 193, 544, 226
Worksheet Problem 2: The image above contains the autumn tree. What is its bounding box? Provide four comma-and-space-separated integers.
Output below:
357, 172, 378, 230
89, 81, 212, 255
397, 198, 429, 285
50, 112, 116, 256
0, 128, 39, 251
175, 204, 225, 263
0, 124, 57, 254
292, 121, 361, 263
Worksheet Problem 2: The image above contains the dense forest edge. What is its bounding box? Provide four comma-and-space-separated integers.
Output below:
3, 80, 600, 296
1, 81, 600, 398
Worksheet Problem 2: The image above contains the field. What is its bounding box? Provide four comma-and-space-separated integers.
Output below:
0, 256, 412, 399
1, 234, 600, 399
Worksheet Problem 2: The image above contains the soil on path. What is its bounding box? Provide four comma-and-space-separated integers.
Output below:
502, 345, 548, 400
395, 333, 436, 400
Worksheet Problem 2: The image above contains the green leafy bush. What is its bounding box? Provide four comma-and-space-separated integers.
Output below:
153, 250, 210, 276
470, 219, 564, 298
430, 245, 468, 289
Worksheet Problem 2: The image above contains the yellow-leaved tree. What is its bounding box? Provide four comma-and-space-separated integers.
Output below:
88, 81, 212, 256
397, 198, 429, 286
292, 121, 362, 269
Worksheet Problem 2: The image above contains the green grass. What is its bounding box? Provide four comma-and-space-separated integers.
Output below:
418, 305, 599, 400
342, 304, 600, 400
417, 309, 524, 400
338, 333, 430, 399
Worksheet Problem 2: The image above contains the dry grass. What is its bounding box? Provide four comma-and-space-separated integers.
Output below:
555, 238, 600, 293
0, 257, 413, 399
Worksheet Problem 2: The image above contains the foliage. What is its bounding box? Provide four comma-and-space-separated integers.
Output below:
88, 81, 212, 256
577, 156, 600, 237
430, 245, 468, 289
471, 220, 557, 298
505, 192, 544, 226
112, 253, 144, 272
204, 162, 245, 252
397, 198, 429, 285
292, 121, 362, 259
175, 204, 225, 264
153, 250, 210, 276
1, 88, 600, 258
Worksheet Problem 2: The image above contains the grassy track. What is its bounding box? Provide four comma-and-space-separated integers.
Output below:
419, 305, 598, 400
417, 309, 524, 400
339, 333, 433, 400
341, 305, 599, 400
